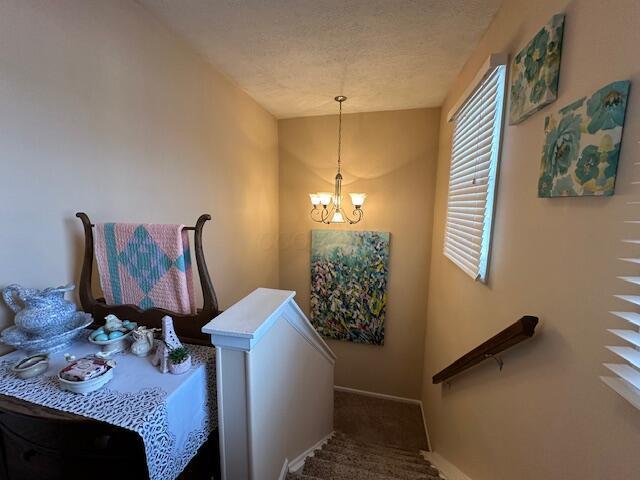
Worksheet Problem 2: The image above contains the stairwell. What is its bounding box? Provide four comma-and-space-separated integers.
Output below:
287, 431, 443, 480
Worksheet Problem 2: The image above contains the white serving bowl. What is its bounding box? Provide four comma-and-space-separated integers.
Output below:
58, 368, 114, 395
88, 330, 132, 355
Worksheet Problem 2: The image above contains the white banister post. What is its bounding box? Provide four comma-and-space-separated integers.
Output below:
213, 345, 251, 480
202, 288, 335, 480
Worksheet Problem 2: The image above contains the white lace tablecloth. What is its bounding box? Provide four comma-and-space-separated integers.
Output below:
0, 332, 217, 480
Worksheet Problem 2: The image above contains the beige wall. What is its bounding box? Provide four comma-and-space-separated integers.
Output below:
0, 0, 279, 333
422, 0, 640, 479
279, 108, 440, 399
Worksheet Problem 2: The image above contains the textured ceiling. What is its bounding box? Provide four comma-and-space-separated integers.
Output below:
137, 0, 503, 118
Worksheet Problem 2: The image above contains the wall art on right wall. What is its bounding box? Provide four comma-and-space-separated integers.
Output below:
538, 80, 631, 197
509, 14, 565, 125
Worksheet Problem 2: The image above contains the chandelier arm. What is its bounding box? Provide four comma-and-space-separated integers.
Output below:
343, 208, 363, 225
310, 207, 325, 223
321, 204, 334, 224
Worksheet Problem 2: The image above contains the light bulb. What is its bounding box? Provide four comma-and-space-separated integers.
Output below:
318, 192, 333, 206
331, 211, 345, 223
349, 193, 367, 207
309, 194, 321, 206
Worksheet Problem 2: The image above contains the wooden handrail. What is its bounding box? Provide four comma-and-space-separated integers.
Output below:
432, 316, 539, 384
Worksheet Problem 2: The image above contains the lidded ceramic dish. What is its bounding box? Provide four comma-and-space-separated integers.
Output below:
12, 354, 49, 379
58, 356, 115, 395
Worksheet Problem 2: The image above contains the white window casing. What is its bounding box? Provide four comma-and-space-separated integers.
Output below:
444, 54, 508, 282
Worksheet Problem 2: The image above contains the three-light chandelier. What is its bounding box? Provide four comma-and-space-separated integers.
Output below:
309, 96, 366, 224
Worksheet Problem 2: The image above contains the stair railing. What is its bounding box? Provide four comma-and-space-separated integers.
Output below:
432, 316, 538, 384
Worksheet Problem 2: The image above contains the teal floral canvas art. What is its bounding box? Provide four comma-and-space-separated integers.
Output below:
509, 14, 565, 125
310, 230, 389, 345
538, 80, 631, 197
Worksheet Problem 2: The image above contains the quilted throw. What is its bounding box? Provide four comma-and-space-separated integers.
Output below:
94, 223, 196, 314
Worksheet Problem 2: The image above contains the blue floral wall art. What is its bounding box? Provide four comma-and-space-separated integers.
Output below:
509, 14, 565, 125
538, 80, 631, 197
310, 230, 390, 345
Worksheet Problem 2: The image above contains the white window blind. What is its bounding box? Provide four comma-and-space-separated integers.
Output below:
444, 61, 506, 282
601, 201, 640, 410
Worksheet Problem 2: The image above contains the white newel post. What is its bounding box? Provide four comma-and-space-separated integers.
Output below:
202, 288, 335, 480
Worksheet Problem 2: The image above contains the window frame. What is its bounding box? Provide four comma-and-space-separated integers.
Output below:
444, 54, 508, 283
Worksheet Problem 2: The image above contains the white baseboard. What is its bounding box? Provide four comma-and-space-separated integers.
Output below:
287, 431, 334, 473
278, 458, 289, 480
334, 385, 421, 405
421, 451, 473, 480
419, 402, 432, 452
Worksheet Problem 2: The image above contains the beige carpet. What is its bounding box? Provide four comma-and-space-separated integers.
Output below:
333, 391, 429, 452
287, 431, 441, 480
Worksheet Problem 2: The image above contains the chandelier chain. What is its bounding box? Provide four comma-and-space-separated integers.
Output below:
337, 99, 342, 175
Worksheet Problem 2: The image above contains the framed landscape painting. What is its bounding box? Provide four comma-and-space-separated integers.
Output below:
538, 80, 631, 197
310, 230, 390, 345
509, 14, 565, 125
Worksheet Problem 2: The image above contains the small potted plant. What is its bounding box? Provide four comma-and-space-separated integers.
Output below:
168, 346, 192, 375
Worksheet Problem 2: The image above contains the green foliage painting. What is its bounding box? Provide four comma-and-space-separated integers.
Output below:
310, 230, 390, 345
509, 14, 565, 125
538, 80, 631, 197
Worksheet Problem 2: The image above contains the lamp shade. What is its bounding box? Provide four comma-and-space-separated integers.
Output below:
331, 211, 345, 223
318, 192, 333, 206
349, 193, 367, 207
309, 193, 321, 206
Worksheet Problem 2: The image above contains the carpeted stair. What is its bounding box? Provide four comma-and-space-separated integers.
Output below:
287, 431, 442, 480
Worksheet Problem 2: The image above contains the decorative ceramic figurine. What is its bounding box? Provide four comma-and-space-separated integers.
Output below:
131, 327, 156, 357
151, 316, 182, 373
0, 283, 93, 354
152, 340, 169, 373
104, 314, 124, 333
